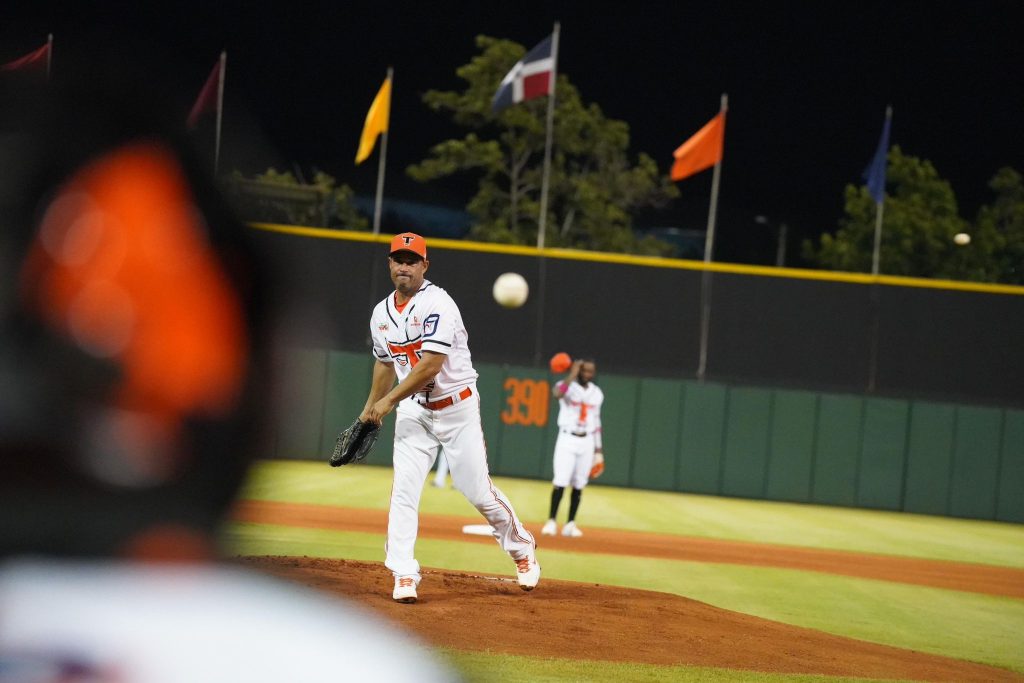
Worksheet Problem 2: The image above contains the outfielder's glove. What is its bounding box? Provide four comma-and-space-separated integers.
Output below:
329, 419, 380, 467
589, 452, 605, 479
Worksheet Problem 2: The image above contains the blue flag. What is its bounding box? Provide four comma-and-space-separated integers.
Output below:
863, 108, 892, 203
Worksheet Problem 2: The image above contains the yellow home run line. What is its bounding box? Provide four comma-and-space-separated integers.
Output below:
248, 222, 1024, 297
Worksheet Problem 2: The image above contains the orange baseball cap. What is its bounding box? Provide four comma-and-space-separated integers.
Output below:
389, 232, 427, 259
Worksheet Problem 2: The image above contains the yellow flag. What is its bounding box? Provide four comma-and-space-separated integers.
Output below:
355, 76, 391, 164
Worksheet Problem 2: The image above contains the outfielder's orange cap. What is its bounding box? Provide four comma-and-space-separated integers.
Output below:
389, 232, 427, 259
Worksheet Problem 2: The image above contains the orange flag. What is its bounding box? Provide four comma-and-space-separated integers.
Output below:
671, 111, 726, 181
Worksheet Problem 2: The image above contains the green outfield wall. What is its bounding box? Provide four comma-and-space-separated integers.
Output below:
271, 348, 1024, 523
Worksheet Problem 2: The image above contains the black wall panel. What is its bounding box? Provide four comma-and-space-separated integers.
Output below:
252, 229, 1024, 408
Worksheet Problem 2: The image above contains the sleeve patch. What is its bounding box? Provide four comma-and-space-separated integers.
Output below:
423, 313, 440, 337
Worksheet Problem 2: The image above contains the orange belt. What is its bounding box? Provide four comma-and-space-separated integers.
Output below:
421, 386, 472, 410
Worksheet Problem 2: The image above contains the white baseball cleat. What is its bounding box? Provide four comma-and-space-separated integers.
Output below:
561, 521, 583, 537
515, 556, 541, 591
541, 519, 557, 536
392, 576, 419, 603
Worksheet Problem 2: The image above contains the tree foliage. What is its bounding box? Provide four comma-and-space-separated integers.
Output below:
224, 168, 368, 230
803, 147, 1024, 283
974, 167, 1024, 284
407, 35, 678, 255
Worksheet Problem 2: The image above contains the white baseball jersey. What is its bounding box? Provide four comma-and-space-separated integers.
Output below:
555, 380, 604, 439
552, 380, 604, 489
369, 279, 477, 405
369, 279, 536, 582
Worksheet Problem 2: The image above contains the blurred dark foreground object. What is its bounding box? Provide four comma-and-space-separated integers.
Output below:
0, 64, 272, 558
0, 44, 459, 681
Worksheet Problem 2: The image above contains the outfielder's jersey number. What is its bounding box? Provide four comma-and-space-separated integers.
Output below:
501, 378, 549, 427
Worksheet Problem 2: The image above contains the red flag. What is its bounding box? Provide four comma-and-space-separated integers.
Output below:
1, 41, 50, 73
187, 58, 221, 128
671, 112, 726, 181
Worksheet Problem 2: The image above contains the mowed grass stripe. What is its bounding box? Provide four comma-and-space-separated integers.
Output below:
441, 649, 909, 683
240, 460, 1024, 567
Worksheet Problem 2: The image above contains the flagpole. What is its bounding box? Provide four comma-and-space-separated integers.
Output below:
703, 93, 728, 263
871, 105, 892, 276
214, 50, 226, 176
46, 33, 53, 81
696, 93, 728, 383
372, 67, 393, 235
871, 199, 885, 276
536, 21, 560, 250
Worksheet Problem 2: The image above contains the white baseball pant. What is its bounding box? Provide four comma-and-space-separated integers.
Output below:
385, 389, 535, 580
552, 431, 597, 490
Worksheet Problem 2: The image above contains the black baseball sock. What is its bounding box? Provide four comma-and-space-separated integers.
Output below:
568, 488, 582, 522
548, 486, 564, 519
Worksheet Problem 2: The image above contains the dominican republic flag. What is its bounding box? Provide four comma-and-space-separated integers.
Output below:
491, 34, 555, 112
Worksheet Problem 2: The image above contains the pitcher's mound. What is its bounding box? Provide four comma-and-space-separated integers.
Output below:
241, 556, 1018, 682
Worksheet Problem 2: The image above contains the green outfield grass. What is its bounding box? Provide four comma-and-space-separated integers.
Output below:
228, 459, 1024, 680
438, 650, 912, 683
239, 460, 1024, 567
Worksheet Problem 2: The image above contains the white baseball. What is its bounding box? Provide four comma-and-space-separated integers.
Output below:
492, 272, 529, 308
954, 232, 971, 246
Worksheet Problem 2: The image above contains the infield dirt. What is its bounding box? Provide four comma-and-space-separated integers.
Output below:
234, 500, 1024, 681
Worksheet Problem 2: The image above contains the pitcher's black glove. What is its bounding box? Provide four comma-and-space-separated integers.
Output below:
329, 419, 380, 467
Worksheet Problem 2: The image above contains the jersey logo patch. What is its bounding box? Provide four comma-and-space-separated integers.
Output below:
388, 340, 422, 367
378, 323, 389, 332
423, 313, 440, 337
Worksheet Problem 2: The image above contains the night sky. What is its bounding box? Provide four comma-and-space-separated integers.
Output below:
5, 1, 1022, 265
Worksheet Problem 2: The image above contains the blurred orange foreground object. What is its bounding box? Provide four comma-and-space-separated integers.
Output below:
20, 142, 248, 425
549, 352, 572, 374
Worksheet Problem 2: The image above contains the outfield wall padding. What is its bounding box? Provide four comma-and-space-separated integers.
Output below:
810, 395, 863, 507
677, 382, 727, 495
764, 390, 817, 502
997, 410, 1024, 522
903, 402, 956, 515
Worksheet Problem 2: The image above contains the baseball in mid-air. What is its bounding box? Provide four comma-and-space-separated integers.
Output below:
492, 272, 529, 308
954, 232, 971, 246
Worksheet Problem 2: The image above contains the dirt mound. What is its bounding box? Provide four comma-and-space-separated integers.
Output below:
241, 556, 1021, 682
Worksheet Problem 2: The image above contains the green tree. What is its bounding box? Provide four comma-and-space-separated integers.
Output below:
407, 35, 677, 255
974, 167, 1024, 284
224, 168, 368, 230
803, 147, 971, 278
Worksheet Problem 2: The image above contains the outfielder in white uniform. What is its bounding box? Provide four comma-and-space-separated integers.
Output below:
360, 233, 540, 603
542, 359, 604, 538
